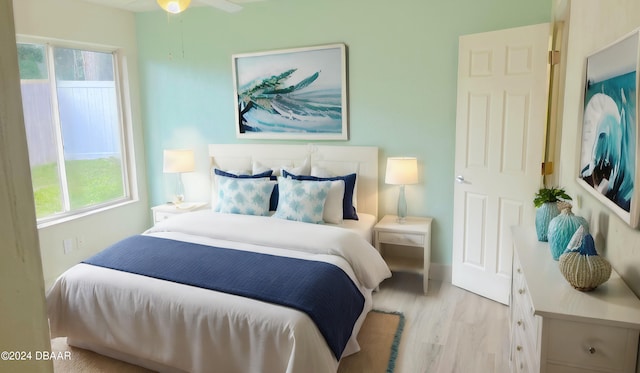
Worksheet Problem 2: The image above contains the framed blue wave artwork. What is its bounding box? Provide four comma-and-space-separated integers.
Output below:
579, 30, 640, 228
232, 44, 348, 140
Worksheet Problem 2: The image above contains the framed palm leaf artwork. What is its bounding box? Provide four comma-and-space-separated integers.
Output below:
232, 44, 348, 140
578, 29, 640, 228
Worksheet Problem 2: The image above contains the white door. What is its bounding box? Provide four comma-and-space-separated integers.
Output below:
452, 23, 551, 305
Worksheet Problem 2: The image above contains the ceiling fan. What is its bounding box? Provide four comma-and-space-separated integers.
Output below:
157, 0, 245, 13
80, 0, 263, 14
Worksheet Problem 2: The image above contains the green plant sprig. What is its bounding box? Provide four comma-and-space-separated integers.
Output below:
533, 187, 572, 208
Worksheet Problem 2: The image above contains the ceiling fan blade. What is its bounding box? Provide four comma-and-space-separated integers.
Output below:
197, 0, 243, 12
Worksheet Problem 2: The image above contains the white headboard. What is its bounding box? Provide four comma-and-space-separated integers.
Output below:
208, 144, 378, 217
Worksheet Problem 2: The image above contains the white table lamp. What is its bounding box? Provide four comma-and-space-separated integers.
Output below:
385, 157, 418, 223
163, 149, 195, 204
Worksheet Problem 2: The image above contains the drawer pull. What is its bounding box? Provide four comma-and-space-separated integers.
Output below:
517, 268, 522, 273
517, 320, 522, 326
588, 346, 596, 354
518, 289, 525, 295
516, 345, 522, 351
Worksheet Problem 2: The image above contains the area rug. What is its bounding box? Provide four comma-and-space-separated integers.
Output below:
50, 309, 405, 373
338, 309, 405, 373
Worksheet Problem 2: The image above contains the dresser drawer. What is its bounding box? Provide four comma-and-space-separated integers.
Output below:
513, 344, 530, 373
546, 363, 608, 373
546, 318, 633, 372
154, 211, 175, 223
377, 231, 424, 246
512, 300, 540, 371
512, 325, 537, 373
513, 263, 526, 289
518, 302, 537, 343
513, 303, 537, 345
512, 276, 536, 336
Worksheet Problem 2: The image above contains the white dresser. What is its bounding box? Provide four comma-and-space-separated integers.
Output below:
511, 226, 640, 373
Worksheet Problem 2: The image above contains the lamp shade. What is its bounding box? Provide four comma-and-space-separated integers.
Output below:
163, 149, 195, 173
385, 157, 418, 185
157, 0, 191, 14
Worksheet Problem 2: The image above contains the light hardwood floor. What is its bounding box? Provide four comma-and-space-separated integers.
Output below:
373, 272, 511, 373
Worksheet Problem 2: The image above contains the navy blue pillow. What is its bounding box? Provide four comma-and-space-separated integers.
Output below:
214, 168, 272, 179
269, 176, 278, 211
213, 169, 278, 211
282, 170, 358, 220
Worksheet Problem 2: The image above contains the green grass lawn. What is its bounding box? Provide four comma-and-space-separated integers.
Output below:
31, 158, 125, 218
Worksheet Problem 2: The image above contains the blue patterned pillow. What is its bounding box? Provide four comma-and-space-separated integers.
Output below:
214, 175, 276, 216
213, 168, 278, 210
273, 177, 331, 224
282, 170, 358, 220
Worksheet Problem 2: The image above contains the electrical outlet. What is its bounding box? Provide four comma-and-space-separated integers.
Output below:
77, 236, 85, 250
63, 238, 74, 254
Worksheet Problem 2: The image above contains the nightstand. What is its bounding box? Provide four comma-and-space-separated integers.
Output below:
151, 202, 209, 226
374, 215, 433, 294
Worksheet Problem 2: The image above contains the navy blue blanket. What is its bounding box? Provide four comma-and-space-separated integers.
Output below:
82, 235, 364, 359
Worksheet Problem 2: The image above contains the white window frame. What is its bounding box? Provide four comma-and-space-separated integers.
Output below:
17, 36, 137, 228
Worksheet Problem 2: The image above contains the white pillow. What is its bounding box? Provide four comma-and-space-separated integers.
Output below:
253, 160, 292, 177
252, 161, 276, 175
214, 175, 276, 216
282, 170, 344, 224
323, 180, 345, 224
310, 165, 334, 178
216, 168, 251, 176
273, 177, 331, 224
310, 166, 358, 211
282, 157, 311, 176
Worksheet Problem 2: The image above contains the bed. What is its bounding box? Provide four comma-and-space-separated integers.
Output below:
46, 144, 390, 373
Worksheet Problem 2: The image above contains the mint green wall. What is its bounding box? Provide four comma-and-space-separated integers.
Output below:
136, 0, 551, 266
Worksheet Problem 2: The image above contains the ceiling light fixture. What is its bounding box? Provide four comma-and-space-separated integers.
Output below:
157, 0, 191, 14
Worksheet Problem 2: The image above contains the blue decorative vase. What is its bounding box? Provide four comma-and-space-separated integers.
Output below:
548, 204, 589, 261
535, 202, 560, 242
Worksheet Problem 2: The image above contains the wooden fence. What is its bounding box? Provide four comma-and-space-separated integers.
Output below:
21, 80, 121, 166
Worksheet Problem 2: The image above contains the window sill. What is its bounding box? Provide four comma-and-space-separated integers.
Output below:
36, 198, 139, 230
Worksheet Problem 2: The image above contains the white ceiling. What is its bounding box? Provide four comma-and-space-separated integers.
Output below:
79, 0, 264, 13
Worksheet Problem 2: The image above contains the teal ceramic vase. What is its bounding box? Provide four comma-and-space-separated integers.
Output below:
548, 203, 589, 260
535, 202, 560, 242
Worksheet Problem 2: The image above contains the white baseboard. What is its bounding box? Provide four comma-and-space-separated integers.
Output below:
429, 263, 452, 283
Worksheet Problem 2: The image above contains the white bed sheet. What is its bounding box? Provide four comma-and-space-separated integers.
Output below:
329, 212, 376, 244
47, 211, 390, 373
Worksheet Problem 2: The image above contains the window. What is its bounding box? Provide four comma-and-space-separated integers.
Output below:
17, 41, 131, 223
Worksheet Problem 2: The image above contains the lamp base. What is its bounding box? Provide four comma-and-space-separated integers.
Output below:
172, 194, 185, 205
173, 173, 185, 205
396, 185, 407, 223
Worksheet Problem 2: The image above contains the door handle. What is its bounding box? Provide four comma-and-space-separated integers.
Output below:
456, 175, 465, 183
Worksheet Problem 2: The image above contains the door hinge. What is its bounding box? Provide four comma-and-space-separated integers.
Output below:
541, 161, 554, 175
549, 50, 560, 65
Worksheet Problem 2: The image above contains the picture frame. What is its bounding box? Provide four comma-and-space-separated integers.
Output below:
578, 29, 640, 228
232, 43, 348, 140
